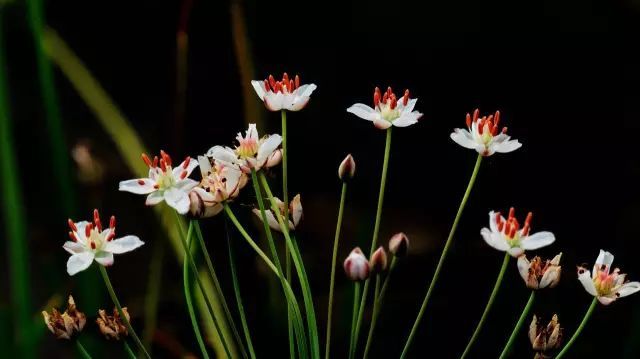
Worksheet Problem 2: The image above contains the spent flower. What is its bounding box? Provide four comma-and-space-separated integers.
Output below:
96, 307, 130, 340
517, 253, 562, 290
251, 73, 317, 111
481, 208, 555, 257
42, 295, 86, 340
347, 86, 423, 129
577, 249, 640, 305
450, 109, 521, 156
529, 314, 562, 358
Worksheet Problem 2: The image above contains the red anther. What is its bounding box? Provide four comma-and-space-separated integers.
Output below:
93, 209, 102, 232
382, 91, 389, 104
502, 127, 508, 134
68, 231, 77, 242
85, 223, 93, 238
403, 89, 410, 106
494, 111, 501, 128
165, 152, 173, 166
141, 153, 152, 167
138, 179, 145, 185
153, 184, 160, 189
68, 219, 78, 232
390, 94, 398, 110
491, 124, 499, 136
522, 223, 530, 237
268, 75, 276, 89
275, 82, 282, 93
478, 119, 484, 135
180, 170, 188, 179
183, 156, 191, 169
90, 241, 96, 250
509, 226, 517, 238
525, 212, 533, 225
465, 113, 472, 128
105, 232, 115, 242
374, 89, 381, 107
264, 79, 270, 92
152, 156, 159, 168
283, 72, 289, 84
386, 86, 392, 95
160, 159, 167, 172
110, 215, 116, 229
473, 108, 480, 122
289, 80, 294, 92
295, 75, 300, 89
508, 207, 515, 219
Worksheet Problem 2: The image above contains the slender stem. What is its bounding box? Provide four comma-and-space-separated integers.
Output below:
75, 340, 93, 359
400, 153, 483, 358
281, 109, 295, 359
325, 182, 348, 359
193, 221, 246, 358
259, 172, 321, 359
363, 257, 398, 359
143, 240, 164, 352
460, 253, 510, 359
98, 265, 151, 359
223, 205, 277, 273
250, 170, 284, 274
498, 291, 536, 359
183, 227, 210, 359
556, 298, 598, 359
173, 214, 232, 359
349, 282, 362, 359
123, 341, 137, 359
226, 218, 257, 359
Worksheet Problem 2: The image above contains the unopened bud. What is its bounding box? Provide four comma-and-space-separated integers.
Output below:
389, 232, 409, 257
370, 246, 388, 274
338, 154, 356, 181
344, 247, 369, 281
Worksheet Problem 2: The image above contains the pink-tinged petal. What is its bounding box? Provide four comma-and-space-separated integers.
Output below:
264, 92, 285, 111
63, 241, 87, 255
540, 267, 561, 289
519, 231, 556, 250
481, 228, 510, 251
192, 186, 216, 203
488, 211, 502, 233
119, 178, 157, 194
296, 83, 317, 98
392, 111, 422, 127
164, 187, 191, 214
508, 247, 524, 257
94, 251, 114, 266
265, 149, 282, 169
617, 282, 640, 298
67, 252, 95, 276
450, 129, 477, 150
72, 221, 90, 244
288, 97, 311, 111
373, 118, 392, 130
146, 191, 165, 206
251, 80, 267, 100
491, 139, 522, 154
595, 250, 615, 275
517, 255, 531, 283
290, 194, 303, 228
252, 208, 282, 232
198, 156, 212, 177
598, 295, 617, 305
397, 98, 418, 113
176, 178, 199, 192
257, 134, 282, 166
577, 267, 597, 296
104, 235, 145, 254
173, 157, 199, 178
346, 103, 378, 121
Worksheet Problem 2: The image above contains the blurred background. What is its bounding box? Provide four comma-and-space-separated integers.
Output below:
1, 0, 640, 357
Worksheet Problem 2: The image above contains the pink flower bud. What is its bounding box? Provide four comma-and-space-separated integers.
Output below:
338, 154, 356, 181
389, 232, 409, 257
370, 246, 388, 274
344, 247, 369, 281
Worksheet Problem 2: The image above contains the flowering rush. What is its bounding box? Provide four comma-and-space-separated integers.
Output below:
251, 73, 317, 111
450, 109, 522, 156
189, 156, 247, 218
577, 250, 640, 305
480, 208, 555, 257
347, 86, 423, 129
119, 151, 199, 214
207, 123, 282, 173
64, 210, 144, 275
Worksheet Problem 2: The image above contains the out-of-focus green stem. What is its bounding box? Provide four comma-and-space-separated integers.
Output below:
0, 17, 35, 359
123, 341, 137, 359
184, 226, 210, 359
76, 340, 93, 359
349, 282, 362, 359
143, 240, 164, 352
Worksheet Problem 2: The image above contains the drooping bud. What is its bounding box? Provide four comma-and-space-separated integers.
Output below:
42, 295, 86, 340
389, 232, 409, 257
338, 154, 356, 181
96, 307, 130, 340
370, 246, 388, 274
344, 247, 370, 281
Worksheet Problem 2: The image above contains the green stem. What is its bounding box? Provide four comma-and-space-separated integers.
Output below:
556, 298, 598, 359
352, 127, 393, 356
173, 214, 232, 359
259, 172, 320, 359
75, 340, 93, 359
325, 182, 348, 359
223, 205, 276, 273
363, 257, 398, 359
184, 227, 210, 359
143, 240, 164, 352
193, 221, 246, 358
98, 265, 151, 359
400, 153, 483, 358
226, 218, 257, 359
123, 341, 137, 359
281, 109, 295, 359
498, 291, 536, 359
459, 253, 510, 359
349, 282, 362, 359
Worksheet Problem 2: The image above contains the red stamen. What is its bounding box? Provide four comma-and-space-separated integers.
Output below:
183, 156, 191, 169
160, 150, 172, 166
403, 89, 410, 106
509, 226, 517, 238
494, 111, 501, 128
160, 159, 167, 172
283, 72, 289, 85
473, 108, 479, 122
90, 241, 96, 250
508, 207, 515, 219
105, 232, 115, 242
498, 222, 504, 232
93, 209, 102, 232
180, 170, 188, 179
152, 156, 159, 168
374, 88, 381, 107
268, 75, 276, 90
68, 219, 78, 232
382, 91, 389, 103
502, 127, 508, 134
295, 75, 300, 89
264, 79, 270, 92
390, 94, 397, 110
153, 184, 160, 189
68, 231, 77, 242
141, 153, 152, 167
478, 119, 484, 135
85, 223, 93, 238
525, 212, 533, 226
465, 113, 471, 128
110, 215, 116, 229
138, 179, 145, 185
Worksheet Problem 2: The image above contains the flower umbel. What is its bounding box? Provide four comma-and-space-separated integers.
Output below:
529, 314, 562, 358
347, 86, 423, 129
577, 249, 640, 305
118, 150, 199, 214
252, 193, 302, 232
251, 73, 317, 111
344, 247, 370, 281
450, 109, 522, 156
480, 208, 555, 257
96, 307, 130, 340
42, 295, 86, 339
518, 253, 562, 290
64, 210, 145, 275
189, 156, 247, 218
207, 123, 282, 173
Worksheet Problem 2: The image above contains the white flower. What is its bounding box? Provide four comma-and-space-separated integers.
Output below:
251, 73, 317, 111
344, 247, 370, 281
346, 87, 423, 130
480, 208, 555, 257
63, 210, 144, 276
207, 123, 282, 173
517, 253, 562, 289
119, 151, 199, 214
189, 156, 247, 218
252, 194, 302, 232
450, 109, 522, 156
577, 250, 640, 305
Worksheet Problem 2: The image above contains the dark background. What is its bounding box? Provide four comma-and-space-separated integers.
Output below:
2, 0, 640, 357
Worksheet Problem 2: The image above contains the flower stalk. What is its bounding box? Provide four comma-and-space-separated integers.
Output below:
183, 227, 210, 359
281, 109, 295, 359
498, 291, 536, 359
555, 298, 598, 359
76, 340, 93, 359
363, 257, 398, 359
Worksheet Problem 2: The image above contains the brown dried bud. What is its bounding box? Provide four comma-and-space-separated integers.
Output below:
338, 154, 356, 181
529, 314, 563, 355
370, 246, 388, 274
96, 307, 130, 340
389, 232, 409, 257
42, 295, 86, 339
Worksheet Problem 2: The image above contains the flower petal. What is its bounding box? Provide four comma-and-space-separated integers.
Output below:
94, 251, 114, 266
507, 247, 525, 257
251, 80, 267, 100
264, 92, 284, 111
119, 178, 157, 194
450, 129, 478, 150
519, 231, 555, 250
176, 178, 199, 192
595, 249, 615, 274
577, 268, 597, 296
173, 157, 199, 178
488, 211, 501, 233
598, 295, 617, 305
67, 252, 95, 276
399, 98, 418, 113
146, 191, 165, 206
104, 235, 145, 254
540, 267, 561, 289
207, 146, 238, 166
198, 156, 212, 176
491, 139, 522, 154
252, 208, 282, 232
481, 228, 510, 251
373, 118, 392, 130
617, 281, 640, 298
392, 111, 422, 127
297, 83, 317, 98
290, 194, 303, 228
63, 241, 87, 255
346, 103, 378, 121
164, 187, 191, 214
257, 134, 282, 167
517, 255, 531, 284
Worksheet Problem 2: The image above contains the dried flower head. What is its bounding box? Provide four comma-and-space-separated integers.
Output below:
347, 87, 423, 129
370, 246, 388, 274
517, 253, 562, 290
389, 232, 410, 257
251, 73, 317, 111
252, 194, 303, 233
42, 296, 86, 339
577, 249, 640, 305
529, 314, 562, 357
96, 307, 130, 340
450, 109, 521, 156
338, 154, 356, 181
344, 247, 370, 281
